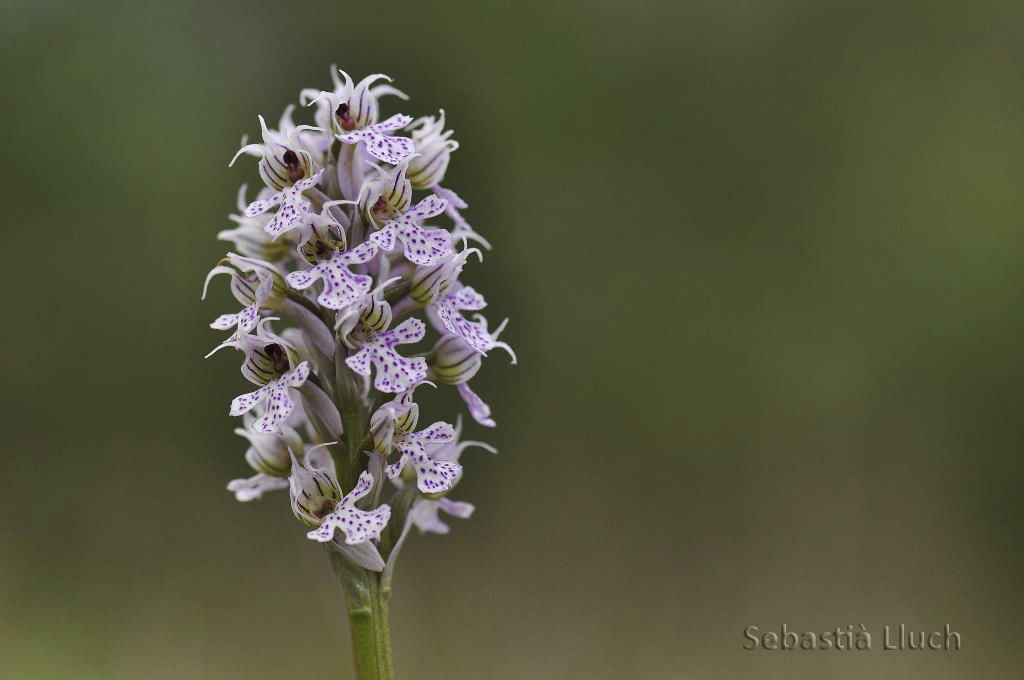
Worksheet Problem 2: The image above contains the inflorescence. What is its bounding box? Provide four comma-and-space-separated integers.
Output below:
204, 67, 515, 570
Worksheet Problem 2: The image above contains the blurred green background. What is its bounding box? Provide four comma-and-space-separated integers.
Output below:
2, 0, 1023, 678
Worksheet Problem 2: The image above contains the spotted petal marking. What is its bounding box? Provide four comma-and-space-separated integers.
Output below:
245, 170, 324, 238
432, 184, 491, 249
210, 277, 272, 335
306, 471, 391, 545
345, 319, 427, 393
286, 241, 378, 310
386, 421, 461, 494
435, 287, 494, 354
457, 382, 496, 427
229, 362, 310, 434
369, 195, 452, 266
374, 114, 412, 133
337, 114, 415, 165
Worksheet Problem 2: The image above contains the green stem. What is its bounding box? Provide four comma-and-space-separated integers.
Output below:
330, 549, 394, 680
334, 341, 368, 490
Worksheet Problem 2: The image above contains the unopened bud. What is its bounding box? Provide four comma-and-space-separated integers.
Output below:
410, 248, 479, 304
406, 111, 458, 190
237, 421, 303, 477
427, 334, 482, 385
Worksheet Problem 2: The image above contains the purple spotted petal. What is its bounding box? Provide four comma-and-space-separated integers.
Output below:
407, 194, 447, 220
365, 134, 415, 165
283, 362, 310, 386
244, 169, 324, 239
229, 362, 309, 434
391, 318, 425, 344
457, 382, 496, 427
397, 225, 452, 266
385, 421, 461, 493
371, 195, 453, 265
306, 471, 390, 545
374, 113, 413, 132
338, 118, 415, 165
244, 192, 282, 217
340, 470, 375, 506
418, 421, 456, 443
210, 276, 272, 335
230, 384, 271, 417
286, 243, 377, 310
345, 319, 427, 393
436, 290, 494, 354
386, 448, 461, 495
369, 224, 398, 251
210, 313, 239, 331
451, 286, 486, 310
345, 347, 373, 376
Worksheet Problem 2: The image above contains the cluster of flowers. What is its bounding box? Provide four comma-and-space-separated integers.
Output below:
203, 67, 515, 569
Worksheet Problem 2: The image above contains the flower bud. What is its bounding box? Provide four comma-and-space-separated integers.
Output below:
410, 248, 479, 304
204, 253, 287, 311
218, 186, 294, 263
406, 111, 458, 190
427, 334, 482, 385
237, 419, 303, 478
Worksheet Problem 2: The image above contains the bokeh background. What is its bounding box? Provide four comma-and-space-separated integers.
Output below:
2, 1, 1023, 678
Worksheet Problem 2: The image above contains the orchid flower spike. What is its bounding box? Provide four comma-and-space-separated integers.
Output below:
205, 66, 518, 651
